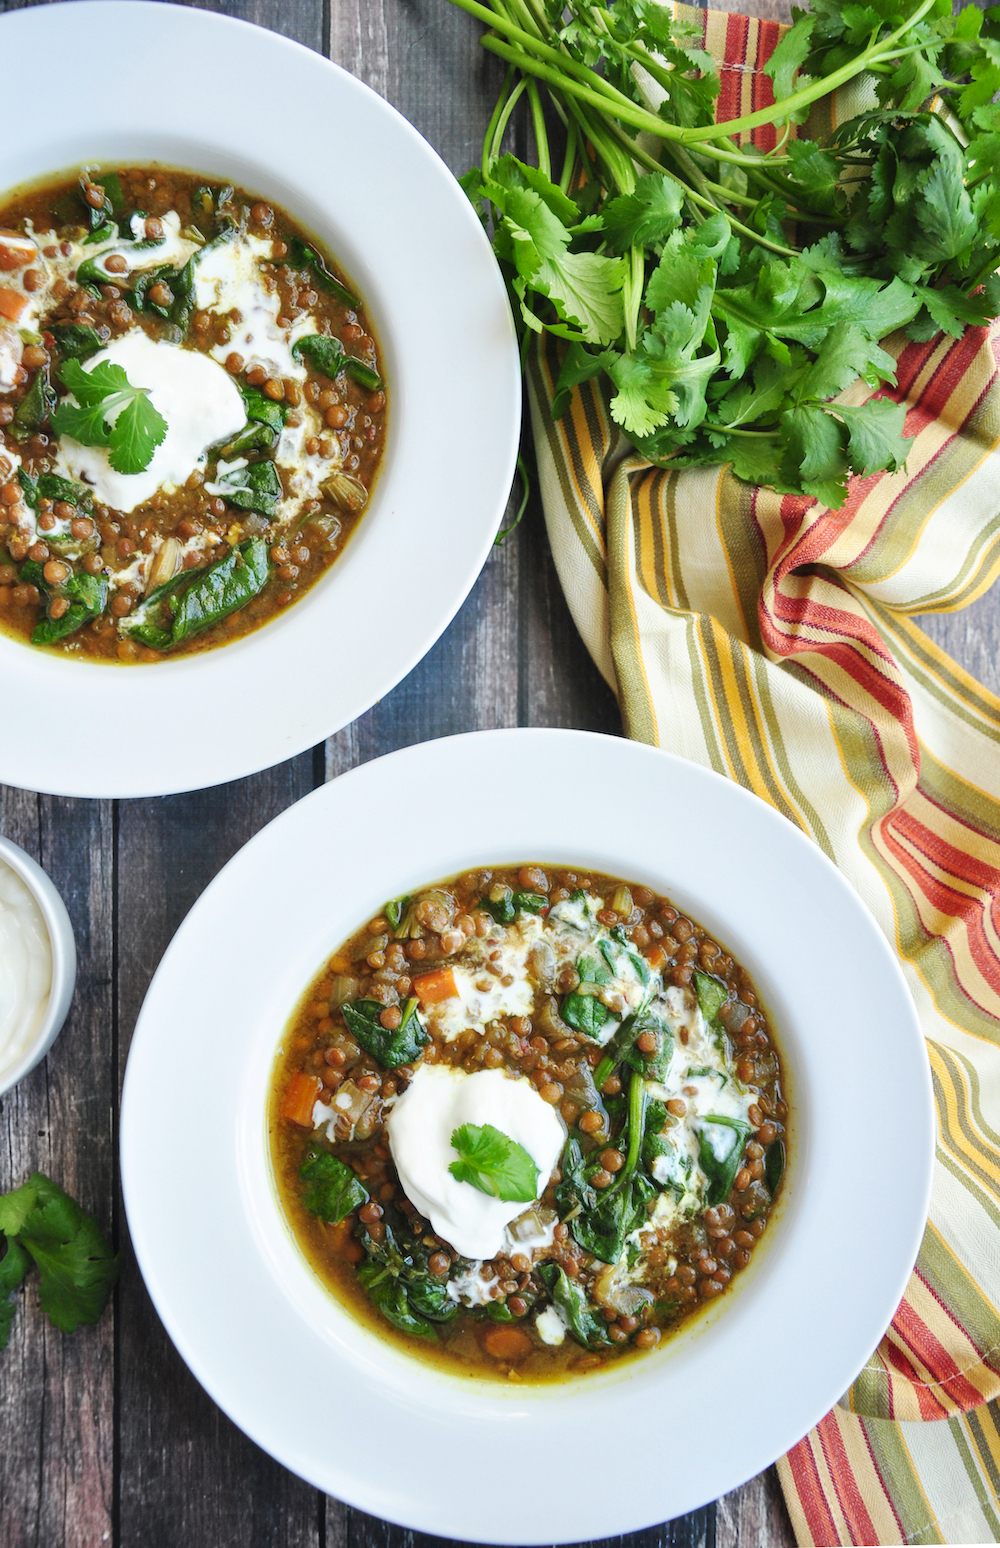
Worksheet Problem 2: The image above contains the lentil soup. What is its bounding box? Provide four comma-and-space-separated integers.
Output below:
0, 167, 386, 662
270, 865, 788, 1383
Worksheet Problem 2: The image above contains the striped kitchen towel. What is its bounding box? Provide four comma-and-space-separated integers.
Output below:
526, 6, 1000, 1542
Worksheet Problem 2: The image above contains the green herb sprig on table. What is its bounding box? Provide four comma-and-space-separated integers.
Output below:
448, 0, 1000, 505
52, 358, 168, 475
0, 1173, 120, 1350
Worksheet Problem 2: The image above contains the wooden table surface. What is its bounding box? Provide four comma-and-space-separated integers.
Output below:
2, 2, 998, 1546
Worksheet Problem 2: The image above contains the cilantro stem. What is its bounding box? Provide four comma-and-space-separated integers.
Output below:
527, 80, 550, 178
679, 0, 939, 143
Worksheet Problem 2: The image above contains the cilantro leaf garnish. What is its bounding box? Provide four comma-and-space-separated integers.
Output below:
0, 1173, 120, 1348
52, 358, 168, 475
448, 1123, 540, 1203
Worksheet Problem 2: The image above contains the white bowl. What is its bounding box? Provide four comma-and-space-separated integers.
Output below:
0, 2, 520, 799
0, 835, 76, 1096
120, 729, 935, 1541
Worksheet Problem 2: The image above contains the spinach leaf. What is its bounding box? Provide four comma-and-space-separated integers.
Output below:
31, 572, 107, 646
405, 1274, 460, 1323
292, 333, 346, 377
299, 1148, 368, 1223
171, 225, 236, 334
130, 264, 175, 317
118, 571, 192, 652
642, 1098, 670, 1167
223, 422, 275, 458
479, 887, 549, 925
764, 1137, 785, 1196
210, 458, 283, 515
355, 1207, 458, 1338
74, 256, 113, 295
237, 384, 288, 433
345, 357, 383, 392
569, 1167, 654, 1265
559, 1072, 654, 1263
277, 237, 359, 308
357, 1260, 438, 1339
603, 928, 651, 986
78, 172, 122, 230
11, 366, 56, 440
592, 1010, 645, 1085
693, 969, 729, 1026
15, 468, 37, 508
169, 538, 270, 643
291, 332, 383, 392
448, 1123, 540, 1202
578, 952, 611, 987
554, 1135, 598, 1220
561, 951, 615, 1038
538, 1262, 609, 1348
49, 323, 104, 361
697, 1116, 753, 1207
341, 996, 429, 1068
36, 473, 93, 512
560, 992, 613, 1040
479, 888, 515, 924
621, 1008, 673, 1081
384, 895, 410, 930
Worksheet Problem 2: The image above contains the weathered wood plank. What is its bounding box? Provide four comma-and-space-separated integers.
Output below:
114, 761, 321, 1548
0, 791, 116, 1548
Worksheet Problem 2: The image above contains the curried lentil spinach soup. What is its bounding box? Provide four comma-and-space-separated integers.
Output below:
270, 865, 788, 1382
0, 166, 386, 662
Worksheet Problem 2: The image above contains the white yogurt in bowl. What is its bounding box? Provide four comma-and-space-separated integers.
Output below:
0, 836, 76, 1095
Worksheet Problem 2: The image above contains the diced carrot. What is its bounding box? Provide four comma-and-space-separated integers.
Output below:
280, 1070, 322, 1127
0, 289, 28, 323
642, 943, 668, 970
0, 246, 32, 273
481, 1327, 533, 1361
412, 965, 459, 1004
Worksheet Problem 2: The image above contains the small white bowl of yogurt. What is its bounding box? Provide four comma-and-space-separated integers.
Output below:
0, 835, 76, 1095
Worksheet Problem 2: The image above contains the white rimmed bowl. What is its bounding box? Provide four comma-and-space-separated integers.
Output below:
0, 835, 76, 1096
120, 729, 935, 1541
0, 2, 520, 799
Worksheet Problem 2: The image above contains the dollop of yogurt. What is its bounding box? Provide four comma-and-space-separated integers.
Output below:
54, 333, 246, 513
0, 861, 52, 1083
386, 1065, 564, 1260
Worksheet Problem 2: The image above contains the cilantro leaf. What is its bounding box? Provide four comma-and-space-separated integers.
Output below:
108, 392, 168, 475
448, 1123, 540, 1202
0, 1173, 119, 1340
601, 174, 685, 253
835, 397, 912, 476
52, 358, 167, 476
0, 1238, 30, 1350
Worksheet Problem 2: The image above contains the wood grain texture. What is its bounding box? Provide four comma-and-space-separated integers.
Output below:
114, 761, 321, 1548
0, 792, 115, 1548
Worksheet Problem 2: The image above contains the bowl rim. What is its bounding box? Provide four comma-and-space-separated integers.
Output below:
120, 728, 935, 1541
0, 834, 77, 1095
0, 1, 521, 799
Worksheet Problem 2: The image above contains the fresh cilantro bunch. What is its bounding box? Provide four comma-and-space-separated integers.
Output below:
451, 0, 1000, 506
0, 1172, 120, 1349
52, 358, 168, 476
